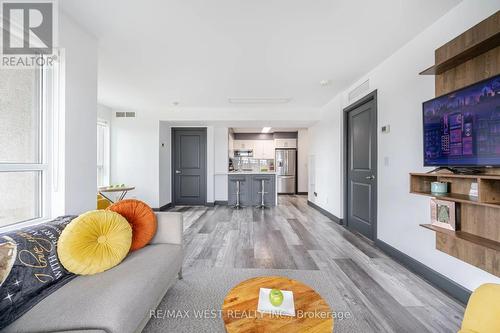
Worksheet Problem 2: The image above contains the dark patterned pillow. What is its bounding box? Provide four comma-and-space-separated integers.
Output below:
0, 216, 76, 329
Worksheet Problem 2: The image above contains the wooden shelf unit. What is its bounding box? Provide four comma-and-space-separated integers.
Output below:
412, 11, 500, 276
411, 173, 500, 277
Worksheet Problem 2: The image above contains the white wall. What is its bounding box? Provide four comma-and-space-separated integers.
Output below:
158, 122, 171, 207
97, 104, 112, 123
308, 0, 500, 290
214, 127, 229, 201
111, 113, 159, 207
59, 13, 98, 215
308, 96, 343, 215
207, 126, 215, 203
297, 129, 309, 193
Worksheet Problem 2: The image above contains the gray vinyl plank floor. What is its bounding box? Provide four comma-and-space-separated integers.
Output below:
172, 195, 464, 332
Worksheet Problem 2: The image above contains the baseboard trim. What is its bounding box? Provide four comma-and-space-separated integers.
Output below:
215, 200, 228, 205
154, 202, 172, 212
297, 192, 308, 195
307, 200, 343, 224
375, 239, 471, 304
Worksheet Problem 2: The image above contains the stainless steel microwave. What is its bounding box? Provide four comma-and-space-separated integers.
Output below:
234, 149, 253, 157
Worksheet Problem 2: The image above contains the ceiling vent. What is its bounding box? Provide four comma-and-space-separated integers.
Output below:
115, 111, 136, 118
348, 80, 370, 103
228, 98, 292, 104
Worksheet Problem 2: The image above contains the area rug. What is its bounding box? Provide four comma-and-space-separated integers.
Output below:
143, 267, 362, 333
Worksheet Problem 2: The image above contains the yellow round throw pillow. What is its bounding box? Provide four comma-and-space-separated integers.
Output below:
58, 210, 132, 275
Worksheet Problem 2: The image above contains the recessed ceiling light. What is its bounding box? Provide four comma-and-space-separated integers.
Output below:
320, 80, 331, 87
228, 98, 292, 104
262, 127, 272, 133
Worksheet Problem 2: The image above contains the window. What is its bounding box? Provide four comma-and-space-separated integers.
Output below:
0, 66, 50, 228
97, 121, 110, 187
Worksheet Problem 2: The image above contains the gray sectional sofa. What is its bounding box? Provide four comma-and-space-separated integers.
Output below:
4, 212, 184, 333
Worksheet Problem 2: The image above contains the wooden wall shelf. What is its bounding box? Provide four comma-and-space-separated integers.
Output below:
420, 11, 500, 75
420, 224, 500, 277
419, 33, 500, 75
410, 173, 500, 209
420, 224, 500, 252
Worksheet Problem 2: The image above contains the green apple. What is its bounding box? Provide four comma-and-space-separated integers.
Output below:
269, 289, 284, 307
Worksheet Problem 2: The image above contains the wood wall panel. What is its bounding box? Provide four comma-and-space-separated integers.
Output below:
435, 11, 500, 64
435, 46, 500, 96
436, 233, 499, 277
460, 204, 500, 243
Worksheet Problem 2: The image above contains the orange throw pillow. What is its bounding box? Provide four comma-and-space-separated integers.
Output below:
108, 199, 157, 251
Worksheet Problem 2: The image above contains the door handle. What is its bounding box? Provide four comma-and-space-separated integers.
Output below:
175, 170, 181, 174
365, 175, 375, 180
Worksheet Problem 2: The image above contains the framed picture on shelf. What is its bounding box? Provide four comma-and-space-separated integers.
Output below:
430, 198, 459, 230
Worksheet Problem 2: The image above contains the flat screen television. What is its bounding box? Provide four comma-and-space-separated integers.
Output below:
423, 74, 500, 167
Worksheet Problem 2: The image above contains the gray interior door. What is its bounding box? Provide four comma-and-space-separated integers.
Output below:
346, 95, 377, 240
172, 128, 207, 205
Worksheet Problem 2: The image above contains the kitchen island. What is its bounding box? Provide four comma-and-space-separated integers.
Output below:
227, 172, 277, 207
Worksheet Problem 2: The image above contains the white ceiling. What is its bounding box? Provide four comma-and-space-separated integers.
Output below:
61, 0, 460, 110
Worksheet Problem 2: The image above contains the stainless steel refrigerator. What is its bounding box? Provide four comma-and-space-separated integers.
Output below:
275, 149, 296, 194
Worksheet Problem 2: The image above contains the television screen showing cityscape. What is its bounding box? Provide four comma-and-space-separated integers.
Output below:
423, 74, 500, 167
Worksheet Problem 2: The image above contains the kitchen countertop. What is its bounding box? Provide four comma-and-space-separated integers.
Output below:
224, 171, 276, 175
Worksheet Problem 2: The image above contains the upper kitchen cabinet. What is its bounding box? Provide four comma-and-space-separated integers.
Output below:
234, 139, 274, 159
274, 138, 297, 149
233, 140, 255, 150
254, 140, 275, 159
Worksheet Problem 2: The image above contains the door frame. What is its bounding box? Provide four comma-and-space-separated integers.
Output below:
171, 127, 207, 206
343, 90, 378, 240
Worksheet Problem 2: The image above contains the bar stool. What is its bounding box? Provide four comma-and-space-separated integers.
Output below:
256, 179, 268, 209
231, 179, 244, 209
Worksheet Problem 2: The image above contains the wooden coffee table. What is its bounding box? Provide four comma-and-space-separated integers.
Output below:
222, 276, 334, 333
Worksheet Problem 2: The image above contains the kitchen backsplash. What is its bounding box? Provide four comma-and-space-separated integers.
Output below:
232, 157, 275, 172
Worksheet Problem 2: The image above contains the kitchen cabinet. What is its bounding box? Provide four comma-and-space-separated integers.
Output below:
274, 138, 297, 149
233, 139, 274, 159
262, 140, 275, 159
253, 140, 275, 159
233, 140, 255, 150
228, 174, 276, 206
250, 174, 276, 206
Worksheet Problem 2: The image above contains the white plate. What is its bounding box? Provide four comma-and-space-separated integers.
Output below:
257, 288, 295, 317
